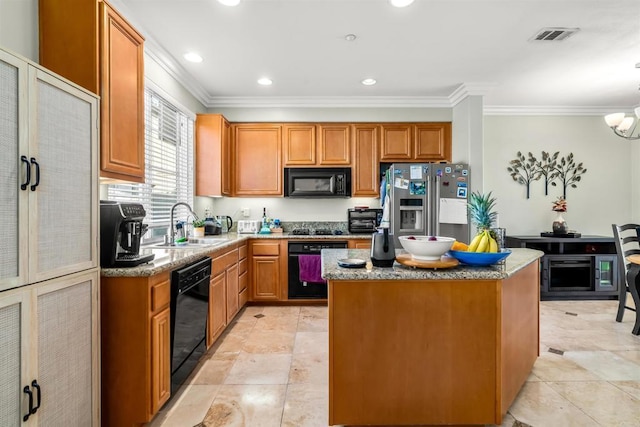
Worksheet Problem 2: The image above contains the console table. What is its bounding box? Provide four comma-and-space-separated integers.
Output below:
505, 235, 617, 300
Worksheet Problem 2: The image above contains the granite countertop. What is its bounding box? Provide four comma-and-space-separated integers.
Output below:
321, 248, 543, 281
101, 232, 372, 277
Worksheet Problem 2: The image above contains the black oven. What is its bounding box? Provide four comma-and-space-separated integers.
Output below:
284, 167, 351, 198
288, 241, 347, 298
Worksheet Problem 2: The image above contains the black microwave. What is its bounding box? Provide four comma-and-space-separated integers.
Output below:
284, 167, 351, 198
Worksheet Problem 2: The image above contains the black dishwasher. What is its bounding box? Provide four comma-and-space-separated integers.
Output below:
288, 241, 347, 299
170, 257, 211, 395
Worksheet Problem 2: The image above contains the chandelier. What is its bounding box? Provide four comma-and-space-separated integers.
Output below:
604, 107, 640, 140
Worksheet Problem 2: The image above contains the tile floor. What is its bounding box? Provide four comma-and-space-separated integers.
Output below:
147, 300, 640, 427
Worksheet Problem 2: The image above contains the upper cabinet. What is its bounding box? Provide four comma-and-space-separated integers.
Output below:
39, 0, 146, 183
380, 123, 451, 162
352, 124, 379, 197
196, 114, 232, 196
232, 124, 283, 196
283, 124, 350, 166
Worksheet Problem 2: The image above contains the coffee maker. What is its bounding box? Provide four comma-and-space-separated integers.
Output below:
100, 200, 155, 267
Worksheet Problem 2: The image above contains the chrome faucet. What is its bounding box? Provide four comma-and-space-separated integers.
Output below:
169, 202, 198, 245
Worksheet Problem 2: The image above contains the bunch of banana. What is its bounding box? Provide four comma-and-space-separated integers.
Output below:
467, 230, 499, 253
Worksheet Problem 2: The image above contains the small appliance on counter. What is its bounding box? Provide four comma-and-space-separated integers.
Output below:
348, 207, 383, 233
370, 227, 396, 267
100, 200, 155, 268
237, 219, 262, 234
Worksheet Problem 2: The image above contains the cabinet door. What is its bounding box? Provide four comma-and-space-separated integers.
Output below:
380, 124, 413, 161
348, 240, 372, 249
208, 272, 227, 346
352, 124, 379, 197
150, 307, 171, 414
29, 69, 99, 284
35, 270, 98, 426
318, 124, 350, 165
226, 264, 239, 323
414, 123, 451, 161
595, 255, 618, 293
196, 114, 231, 196
251, 256, 281, 301
0, 50, 29, 292
283, 124, 316, 165
0, 288, 30, 427
233, 124, 282, 195
99, 2, 145, 183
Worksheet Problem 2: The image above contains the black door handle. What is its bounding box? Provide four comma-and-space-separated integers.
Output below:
30, 158, 40, 191
31, 380, 41, 414
23, 385, 33, 421
20, 155, 30, 190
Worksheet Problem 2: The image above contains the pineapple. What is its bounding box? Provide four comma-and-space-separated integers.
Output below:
466, 191, 499, 252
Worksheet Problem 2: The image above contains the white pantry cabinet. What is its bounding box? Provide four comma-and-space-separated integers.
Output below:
0, 48, 99, 292
0, 48, 100, 426
0, 270, 99, 426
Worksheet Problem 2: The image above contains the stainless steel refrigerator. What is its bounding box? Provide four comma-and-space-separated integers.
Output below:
385, 163, 470, 246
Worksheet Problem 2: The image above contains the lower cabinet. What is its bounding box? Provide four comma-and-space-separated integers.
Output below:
249, 240, 286, 301
208, 272, 227, 347
0, 269, 99, 426
239, 243, 249, 307
100, 271, 171, 426
348, 239, 372, 249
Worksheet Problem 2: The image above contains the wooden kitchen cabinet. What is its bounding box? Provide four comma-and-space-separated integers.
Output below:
380, 123, 452, 162
213, 247, 240, 323
208, 272, 227, 347
39, 0, 146, 183
352, 124, 380, 197
232, 124, 283, 195
318, 124, 351, 165
0, 270, 100, 426
196, 114, 232, 196
348, 239, 372, 249
239, 243, 249, 307
249, 240, 286, 301
414, 123, 452, 161
283, 124, 317, 165
101, 272, 171, 426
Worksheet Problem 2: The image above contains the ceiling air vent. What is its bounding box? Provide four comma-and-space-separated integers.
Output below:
530, 27, 580, 42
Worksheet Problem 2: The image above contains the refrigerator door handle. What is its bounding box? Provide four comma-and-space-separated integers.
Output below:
426, 175, 432, 235
434, 175, 441, 236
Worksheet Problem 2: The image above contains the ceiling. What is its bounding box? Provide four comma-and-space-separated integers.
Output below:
113, 0, 640, 112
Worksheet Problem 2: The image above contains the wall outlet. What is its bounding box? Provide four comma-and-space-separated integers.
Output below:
242, 208, 251, 218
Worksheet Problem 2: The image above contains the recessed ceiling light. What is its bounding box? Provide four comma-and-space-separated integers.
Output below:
183, 52, 203, 63
389, 0, 415, 7
345, 34, 357, 42
218, 0, 240, 6
361, 78, 377, 86
257, 77, 273, 86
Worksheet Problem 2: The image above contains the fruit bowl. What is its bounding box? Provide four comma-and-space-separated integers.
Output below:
448, 249, 512, 266
398, 236, 455, 261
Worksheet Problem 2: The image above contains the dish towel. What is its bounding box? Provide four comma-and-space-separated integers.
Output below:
298, 255, 326, 284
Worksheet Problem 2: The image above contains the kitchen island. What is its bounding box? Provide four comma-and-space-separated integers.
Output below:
322, 248, 543, 426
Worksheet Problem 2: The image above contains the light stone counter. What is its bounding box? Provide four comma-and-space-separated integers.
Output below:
322, 247, 543, 281
101, 232, 372, 277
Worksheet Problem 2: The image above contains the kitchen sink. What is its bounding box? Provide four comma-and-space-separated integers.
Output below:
147, 238, 227, 249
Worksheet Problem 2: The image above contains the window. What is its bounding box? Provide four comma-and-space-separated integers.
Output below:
108, 88, 194, 243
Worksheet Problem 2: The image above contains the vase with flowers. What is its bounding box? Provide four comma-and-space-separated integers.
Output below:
551, 197, 568, 235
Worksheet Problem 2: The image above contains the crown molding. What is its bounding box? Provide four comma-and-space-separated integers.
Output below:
448, 83, 496, 106
205, 95, 453, 108
483, 105, 637, 116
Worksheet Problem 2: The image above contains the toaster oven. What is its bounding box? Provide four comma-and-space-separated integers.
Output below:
237, 220, 262, 234
348, 208, 383, 234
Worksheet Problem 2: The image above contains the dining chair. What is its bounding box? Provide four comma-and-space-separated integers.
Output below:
611, 224, 640, 323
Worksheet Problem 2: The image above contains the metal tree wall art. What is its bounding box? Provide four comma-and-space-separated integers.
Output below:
551, 153, 587, 199
507, 152, 541, 199
536, 151, 560, 195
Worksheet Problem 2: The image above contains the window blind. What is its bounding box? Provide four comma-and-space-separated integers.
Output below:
107, 88, 194, 242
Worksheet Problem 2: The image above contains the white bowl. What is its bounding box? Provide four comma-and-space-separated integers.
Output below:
398, 235, 455, 261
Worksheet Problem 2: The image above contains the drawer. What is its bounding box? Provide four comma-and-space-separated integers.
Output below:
150, 277, 170, 312
239, 244, 248, 260
239, 269, 248, 292
239, 258, 248, 275
213, 248, 238, 272
239, 287, 248, 308
251, 242, 280, 256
